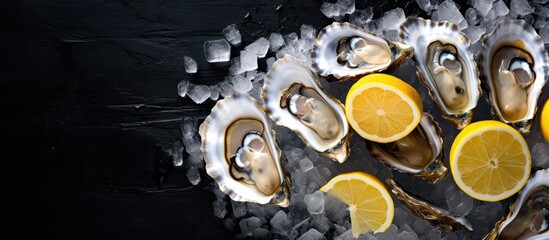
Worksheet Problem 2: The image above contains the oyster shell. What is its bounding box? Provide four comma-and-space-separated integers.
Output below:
199, 93, 291, 207
262, 55, 352, 163
400, 17, 481, 129
484, 169, 549, 240
312, 22, 413, 82
480, 20, 549, 134
365, 113, 448, 183
387, 179, 473, 232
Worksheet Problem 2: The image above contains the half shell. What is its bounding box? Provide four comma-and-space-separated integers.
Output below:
312, 22, 413, 82
262, 55, 352, 163
400, 17, 481, 129
484, 169, 549, 240
480, 20, 549, 134
199, 93, 291, 206
366, 113, 448, 183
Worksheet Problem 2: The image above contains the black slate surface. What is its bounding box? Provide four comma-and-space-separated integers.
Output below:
0, 0, 479, 239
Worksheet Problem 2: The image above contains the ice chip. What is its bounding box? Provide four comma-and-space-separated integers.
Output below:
232, 201, 247, 218
299, 158, 314, 172
203, 39, 231, 63
320, 2, 342, 19
186, 167, 201, 185
300, 24, 317, 40
532, 142, 549, 167
170, 141, 184, 167
218, 80, 235, 97
231, 74, 253, 93
432, 0, 468, 30
465, 8, 480, 26
245, 37, 270, 58
213, 199, 227, 218
510, 0, 534, 17
209, 84, 220, 101
177, 79, 190, 97
297, 229, 326, 240
416, 0, 433, 12
239, 216, 262, 236
377, 8, 406, 32
494, 1, 510, 17
336, 0, 355, 15
270, 210, 291, 234
187, 84, 211, 104
539, 26, 549, 44
251, 228, 270, 239
304, 191, 325, 215
266, 57, 276, 70
239, 50, 258, 72
310, 215, 331, 234
471, 0, 492, 17
284, 32, 299, 46
349, 7, 374, 28
269, 33, 285, 52
463, 26, 486, 43
223, 24, 242, 46
183, 56, 197, 73
425, 228, 442, 240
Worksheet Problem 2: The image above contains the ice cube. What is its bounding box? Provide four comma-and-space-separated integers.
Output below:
445, 184, 474, 216
181, 117, 197, 138
297, 229, 326, 240
239, 216, 262, 236
266, 57, 276, 70
377, 8, 406, 32
416, 0, 433, 13
269, 33, 285, 52
301, 24, 317, 40
463, 26, 486, 43
336, 0, 355, 15
465, 8, 480, 26
471, 0, 492, 17
209, 84, 220, 101
320, 2, 342, 19
284, 32, 299, 46
186, 167, 201, 185
432, 0, 468, 30
223, 24, 242, 46
532, 142, 549, 167
232, 201, 247, 218
213, 199, 227, 218
240, 50, 258, 72
231, 74, 253, 93
187, 152, 203, 165
396, 230, 419, 240
323, 194, 348, 223
204, 39, 231, 63
540, 27, 549, 44
374, 224, 398, 240
426, 228, 441, 240
245, 37, 270, 58
304, 191, 325, 215
349, 7, 373, 28
251, 228, 271, 239
218, 80, 235, 97
493, 1, 510, 17
510, 0, 534, 17
270, 210, 291, 234
187, 84, 211, 104
310, 215, 331, 234
177, 79, 190, 97
299, 158, 314, 172
183, 56, 197, 73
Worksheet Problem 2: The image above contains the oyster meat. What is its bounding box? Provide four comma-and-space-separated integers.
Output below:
312, 22, 413, 81
199, 93, 291, 206
485, 169, 549, 240
400, 17, 481, 129
480, 20, 549, 134
365, 113, 448, 183
387, 179, 473, 232
262, 55, 352, 163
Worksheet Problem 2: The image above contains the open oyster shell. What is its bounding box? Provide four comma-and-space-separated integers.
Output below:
387, 179, 473, 232
480, 20, 549, 134
312, 22, 413, 82
199, 93, 291, 207
366, 113, 448, 183
262, 55, 352, 163
484, 169, 549, 240
400, 17, 481, 129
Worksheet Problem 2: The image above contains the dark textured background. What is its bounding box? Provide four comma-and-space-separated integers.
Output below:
0, 0, 466, 239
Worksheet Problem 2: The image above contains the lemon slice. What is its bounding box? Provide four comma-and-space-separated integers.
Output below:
541, 99, 549, 142
345, 73, 422, 143
320, 172, 394, 237
450, 120, 531, 202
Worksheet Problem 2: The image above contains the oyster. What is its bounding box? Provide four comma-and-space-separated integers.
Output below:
387, 179, 473, 232
485, 169, 549, 240
400, 17, 481, 129
262, 55, 352, 163
480, 20, 549, 134
199, 93, 291, 206
312, 22, 413, 81
365, 113, 448, 183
